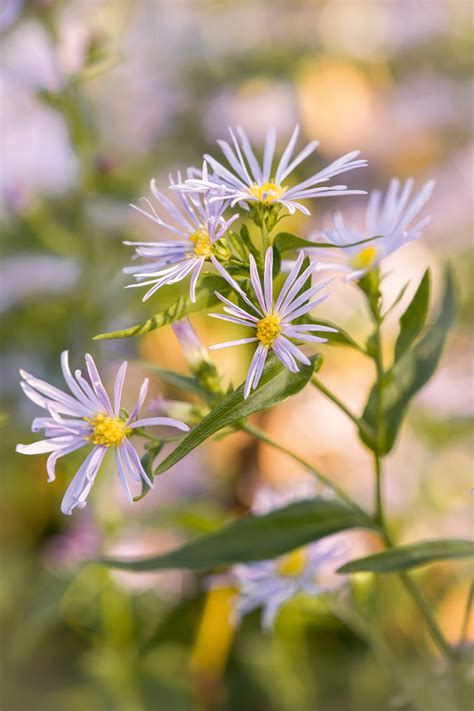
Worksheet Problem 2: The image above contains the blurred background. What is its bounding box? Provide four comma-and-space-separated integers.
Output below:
1, 1, 473, 709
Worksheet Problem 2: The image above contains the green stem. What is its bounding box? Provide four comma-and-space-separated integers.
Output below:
260, 222, 269, 252
459, 581, 473, 647
310, 375, 375, 442
242, 422, 367, 517
366, 292, 453, 662
311, 376, 360, 427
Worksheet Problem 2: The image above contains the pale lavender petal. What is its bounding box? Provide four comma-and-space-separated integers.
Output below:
113, 361, 128, 417
262, 127, 276, 183
130, 417, 189, 431
278, 336, 311, 365
274, 250, 305, 311
209, 313, 257, 328
85, 354, 113, 416
275, 125, 300, 183
122, 439, 153, 487
249, 253, 267, 313
272, 338, 299, 372
263, 247, 273, 312
46, 438, 86, 482
213, 292, 259, 322
209, 337, 258, 350
189, 257, 205, 303
127, 378, 149, 424
244, 345, 268, 398
60, 446, 106, 515
115, 447, 134, 502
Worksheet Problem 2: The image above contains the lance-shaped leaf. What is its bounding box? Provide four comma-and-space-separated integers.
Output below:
273, 232, 381, 255
101, 498, 376, 571
395, 269, 430, 360
306, 316, 366, 353
153, 354, 322, 476
338, 539, 474, 574
94, 275, 230, 340
359, 266, 456, 454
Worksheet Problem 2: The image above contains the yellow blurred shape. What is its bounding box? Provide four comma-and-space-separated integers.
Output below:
277, 547, 307, 577
352, 246, 378, 270
437, 580, 473, 645
190, 586, 236, 678
296, 58, 375, 152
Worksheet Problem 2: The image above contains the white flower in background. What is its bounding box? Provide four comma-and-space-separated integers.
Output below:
209, 247, 335, 398
231, 484, 347, 630
16, 352, 189, 515
124, 172, 238, 302
178, 125, 367, 215
309, 178, 434, 280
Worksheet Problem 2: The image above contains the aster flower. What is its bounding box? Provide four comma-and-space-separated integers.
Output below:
209, 247, 335, 398
230, 484, 347, 630
310, 178, 435, 280
16, 352, 189, 515
124, 172, 238, 302
175, 125, 367, 218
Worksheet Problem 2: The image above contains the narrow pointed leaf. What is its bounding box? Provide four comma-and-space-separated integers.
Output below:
395, 269, 430, 360
338, 539, 474, 574
360, 266, 456, 454
306, 316, 366, 353
153, 354, 322, 476
94, 275, 230, 340
101, 498, 376, 571
274, 232, 381, 255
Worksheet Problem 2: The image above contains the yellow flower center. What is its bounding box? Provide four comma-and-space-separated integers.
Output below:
277, 548, 307, 578
249, 181, 287, 205
352, 245, 378, 270
87, 413, 132, 447
256, 313, 282, 347
189, 228, 213, 257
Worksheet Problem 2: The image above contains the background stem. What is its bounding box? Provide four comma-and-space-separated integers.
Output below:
242, 422, 366, 516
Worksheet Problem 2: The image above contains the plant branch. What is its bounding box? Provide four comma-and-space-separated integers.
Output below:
242, 421, 367, 518
310, 375, 375, 442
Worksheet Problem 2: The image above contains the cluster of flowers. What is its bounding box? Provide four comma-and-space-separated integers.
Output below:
17, 125, 433, 626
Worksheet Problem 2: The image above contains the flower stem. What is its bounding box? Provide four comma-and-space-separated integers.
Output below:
459, 581, 473, 647
242, 421, 367, 517
310, 375, 375, 442
366, 292, 453, 662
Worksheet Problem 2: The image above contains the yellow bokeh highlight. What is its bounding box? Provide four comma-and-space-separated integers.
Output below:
277, 548, 307, 578
296, 58, 376, 152
190, 586, 236, 679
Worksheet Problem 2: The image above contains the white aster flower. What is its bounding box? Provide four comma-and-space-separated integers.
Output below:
176, 125, 367, 216
209, 247, 335, 398
311, 178, 435, 280
124, 172, 238, 302
231, 485, 347, 630
16, 351, 189, 515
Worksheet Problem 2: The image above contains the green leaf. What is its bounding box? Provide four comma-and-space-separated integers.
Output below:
94, 275, 230, 340
360, 266, 456, 454
306, 316, 366, 353
153, 353, 322, 477
274, 232, 380, 255
395, 269, 430, 360
337, 539, 474, 574
101, 498, 376, 571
